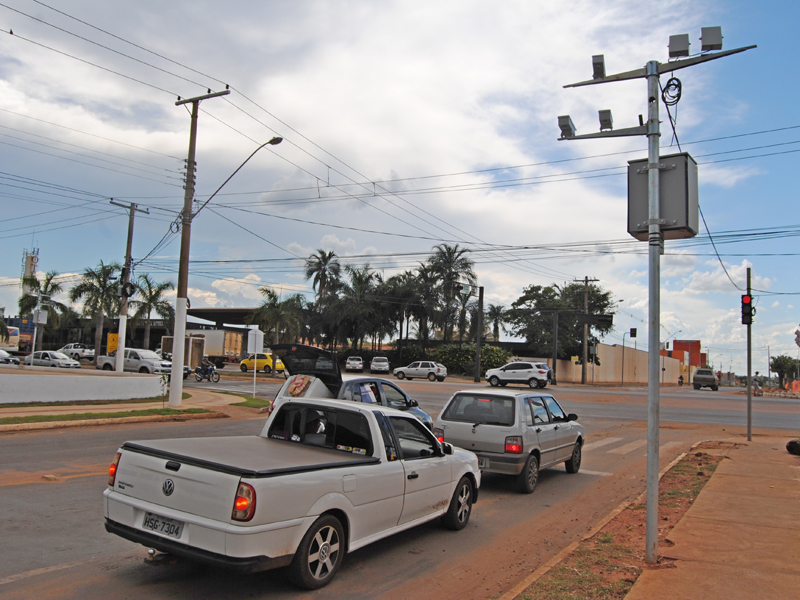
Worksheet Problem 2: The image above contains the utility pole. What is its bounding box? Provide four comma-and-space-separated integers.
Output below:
169, 89, 230, 408
111, 199, 149, 372
746, 267, 752, 441
574, 276, 598, 384
551, 311, 558, 385
473, 286, 484, 383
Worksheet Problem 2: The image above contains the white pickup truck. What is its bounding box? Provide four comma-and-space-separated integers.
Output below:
104, 396, 480, 589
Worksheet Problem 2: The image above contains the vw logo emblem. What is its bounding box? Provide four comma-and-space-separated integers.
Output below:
162, 479, 175, 496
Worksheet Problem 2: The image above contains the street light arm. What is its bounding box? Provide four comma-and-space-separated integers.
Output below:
192, 137, 282, 219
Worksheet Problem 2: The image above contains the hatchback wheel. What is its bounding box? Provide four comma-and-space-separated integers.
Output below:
263, 365, 272, 374
428, 372, 436, 382
565, 441, 582, 474
517, 453, 539, 494
396, 371, 405, 380
240, 364, 248, 372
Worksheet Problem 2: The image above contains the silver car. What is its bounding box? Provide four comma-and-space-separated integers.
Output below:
24, 351, 82, 368
433, 389, 584, 493
485, 361, 551, 388
370, 356, 390, 373
393, 361, 447, 382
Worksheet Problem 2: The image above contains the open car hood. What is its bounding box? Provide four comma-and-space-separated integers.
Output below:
270, 344, 342, 397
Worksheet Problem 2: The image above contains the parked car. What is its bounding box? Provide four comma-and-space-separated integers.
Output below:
345, 356, 364, 372
433, 389, 584, 493
393, 361, 447, 382
104, 396, 479, 589
96, 349, 172, 375
692, 368, 719, 391
369, 356, 390, 373
0, 349, 21, 365
240, 353, 285, 374
24, 351, 81, 369
56, 343, 95, 362
485, 361, 550, 388
272, 345, 434, 429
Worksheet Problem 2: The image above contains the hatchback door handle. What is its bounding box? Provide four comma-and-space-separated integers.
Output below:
407, 472, 419, 480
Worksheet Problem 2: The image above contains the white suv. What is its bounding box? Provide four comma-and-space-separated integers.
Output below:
485, 361, 550, 388
393, 361, 447, 382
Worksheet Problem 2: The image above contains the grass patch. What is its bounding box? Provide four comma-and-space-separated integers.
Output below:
0, 393, 191, 409
0, 407, 211, 425
214, 391, 272, 409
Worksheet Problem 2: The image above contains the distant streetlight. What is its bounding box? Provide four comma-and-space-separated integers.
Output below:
661, 329, 682, 384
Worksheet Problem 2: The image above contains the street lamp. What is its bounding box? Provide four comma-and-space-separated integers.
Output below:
557, 29, 755, 564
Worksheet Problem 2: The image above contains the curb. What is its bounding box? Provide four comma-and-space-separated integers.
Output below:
499, 448, 691, 600
0, 411, 228, 433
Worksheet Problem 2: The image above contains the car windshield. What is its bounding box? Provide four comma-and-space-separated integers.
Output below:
51, 352, 70, 360
138, 350, 162, 360
442, 393, 515, 426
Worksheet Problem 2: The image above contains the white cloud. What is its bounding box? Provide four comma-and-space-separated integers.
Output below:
662, 251, 696, 279
699, 164, 764, 189
209, 274, 264, 303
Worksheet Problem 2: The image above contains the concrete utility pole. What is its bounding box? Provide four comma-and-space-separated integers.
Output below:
746, 267, 752, 441
111, 199, 149, 372
473, 286, 484, 382
169, 90, 230, 408
558, 29, 755, 565
574, 276, 598, 384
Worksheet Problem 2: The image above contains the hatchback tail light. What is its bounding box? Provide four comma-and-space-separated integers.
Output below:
232, 482, 257, 522
433, 427, 445, 443
505, 436, 523, 454
108, 452, 122, 487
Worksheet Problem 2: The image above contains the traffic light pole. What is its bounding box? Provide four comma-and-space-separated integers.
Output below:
746, 267, 752, 441
473, 286, 484, 382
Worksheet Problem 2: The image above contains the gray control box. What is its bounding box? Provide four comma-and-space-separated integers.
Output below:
627, 152, 698, 241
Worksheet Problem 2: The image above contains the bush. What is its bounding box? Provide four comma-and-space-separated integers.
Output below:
431, 344, 510, 377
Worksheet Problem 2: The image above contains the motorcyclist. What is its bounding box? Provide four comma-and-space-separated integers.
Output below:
201, 356, 213, 378
678, 375, 684, 386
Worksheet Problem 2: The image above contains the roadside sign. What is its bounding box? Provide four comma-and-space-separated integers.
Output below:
108, 333, 118, 354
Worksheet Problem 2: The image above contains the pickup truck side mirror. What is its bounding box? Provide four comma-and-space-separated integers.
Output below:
567, 413, 578, 422
441, 442, 454, 455
407, 398, 419, 408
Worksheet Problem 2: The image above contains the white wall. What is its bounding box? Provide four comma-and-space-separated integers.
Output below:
0, 367, 165, 403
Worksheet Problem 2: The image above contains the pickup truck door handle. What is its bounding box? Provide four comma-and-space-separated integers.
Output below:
407, 472, 419, 480
535, 427, 542, 433
554, 425, 559, 430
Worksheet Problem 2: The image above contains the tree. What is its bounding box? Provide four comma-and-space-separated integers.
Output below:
128, 274, 175, 350
69, 261, 120, 363
304, 250, 341, 303
0, 313, 7, 343
340, 264, 376, 350
486, 304, 506, 342
770, 355, 799, 389
19, 271, 68, 351
505, 282, 613, 360
427, 244, 476, 342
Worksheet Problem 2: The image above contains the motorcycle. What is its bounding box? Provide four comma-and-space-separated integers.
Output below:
195, 363, 220, 383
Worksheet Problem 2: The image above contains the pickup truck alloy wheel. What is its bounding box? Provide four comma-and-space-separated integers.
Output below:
289, 514, 344, 590
517, 453, 539, 494
102, 364, 113, 371
565, 441, 582, 474
488, 376, 500, 387
443, 476, 473, 530
139, 367, 149, 374
427, 372, 436, 382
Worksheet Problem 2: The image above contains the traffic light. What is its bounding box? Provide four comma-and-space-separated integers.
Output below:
741, 294, 754, 325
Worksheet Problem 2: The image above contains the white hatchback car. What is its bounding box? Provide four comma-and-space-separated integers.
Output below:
345, 356, 364, 372
369, 356, 390, 373
485, 361, 551, 388
433, 389, 584, 493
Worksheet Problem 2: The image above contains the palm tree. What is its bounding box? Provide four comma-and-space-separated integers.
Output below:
0, 312, 8, 343
486, 304, 506, 341
428, 244, 476, 342
340, 264, 376, 350
304, 250, 341, 303
69, 261, 120, 363
19, 271, 68, 351
129, 274, 175, 349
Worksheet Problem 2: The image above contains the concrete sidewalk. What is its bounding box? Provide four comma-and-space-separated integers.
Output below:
626, 436, 800, 600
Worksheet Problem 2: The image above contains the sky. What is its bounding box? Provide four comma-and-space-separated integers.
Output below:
0, 0, 797, 375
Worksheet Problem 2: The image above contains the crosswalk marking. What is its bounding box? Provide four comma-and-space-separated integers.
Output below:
580, 469, 613, 477
582, 437, 623, 452
608, 439, 648, 454
660, 440, 684, 451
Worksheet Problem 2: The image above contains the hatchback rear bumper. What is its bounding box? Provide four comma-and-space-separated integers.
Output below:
471, 451, 527, 476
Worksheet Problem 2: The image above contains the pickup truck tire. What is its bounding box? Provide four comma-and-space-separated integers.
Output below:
565, 441, 582, 474
427, 373, 436, 382
488, 376, 500, 387
712, 385, 718, 391
72, 354, 81, 361
288, 514, 344, 590
396, 371, 405, 380
694, 384, 700, 390
240, 364, 248, 372
517, 453, 539, 494
443, 476, 473, 530
139, 367, 149, 374
102, 364, 113, 371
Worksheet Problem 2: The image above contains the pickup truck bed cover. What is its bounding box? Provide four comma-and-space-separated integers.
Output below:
122, 436, 379, 479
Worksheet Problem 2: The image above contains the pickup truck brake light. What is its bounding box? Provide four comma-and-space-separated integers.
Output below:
505, 436, 523, 454
108, 452, 121, 487
232, 482, 257, 522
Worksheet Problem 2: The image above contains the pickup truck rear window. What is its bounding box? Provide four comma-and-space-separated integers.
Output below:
268, 404, 374, 456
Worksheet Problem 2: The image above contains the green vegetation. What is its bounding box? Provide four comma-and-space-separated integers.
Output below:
217, 391, 272, 409
0, 393, 190, 409
0, 407, 211, 425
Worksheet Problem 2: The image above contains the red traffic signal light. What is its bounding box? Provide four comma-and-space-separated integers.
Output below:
741, 294, 754, 325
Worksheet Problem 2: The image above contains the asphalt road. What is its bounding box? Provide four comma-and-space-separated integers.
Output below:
1, 381, 796, 599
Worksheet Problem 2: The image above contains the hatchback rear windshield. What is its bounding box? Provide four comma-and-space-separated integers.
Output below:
441, 393, 515, 426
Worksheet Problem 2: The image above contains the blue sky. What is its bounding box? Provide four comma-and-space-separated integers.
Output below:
0, 0, 797, 374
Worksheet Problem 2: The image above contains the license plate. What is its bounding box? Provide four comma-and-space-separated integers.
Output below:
478, 457, 489, 469
142, 512, 184, 539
